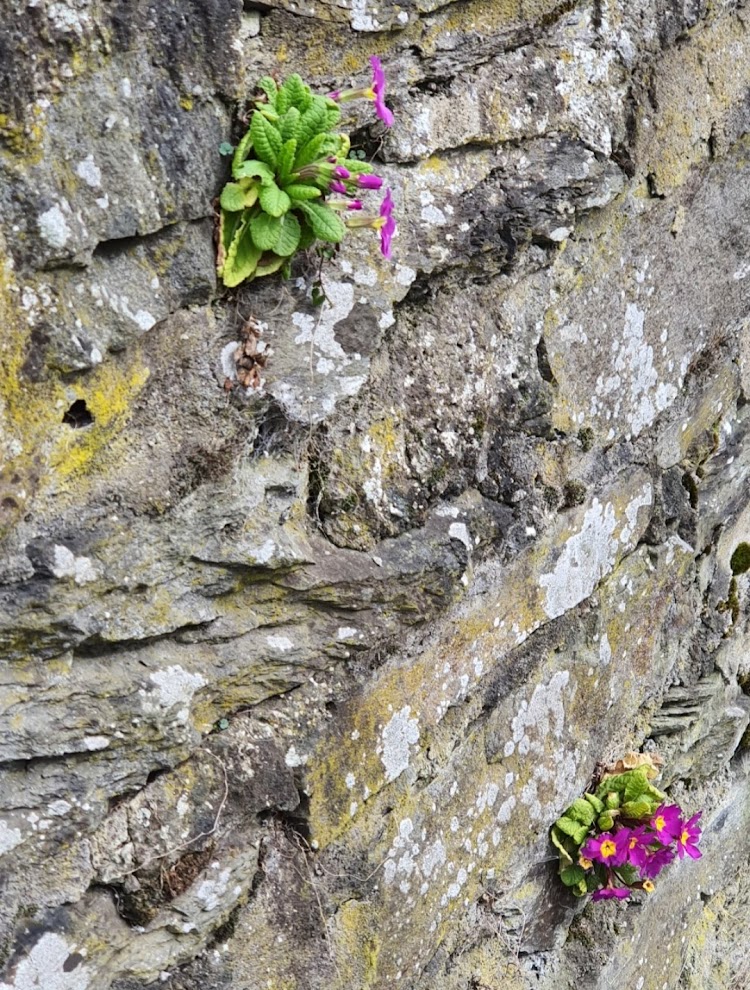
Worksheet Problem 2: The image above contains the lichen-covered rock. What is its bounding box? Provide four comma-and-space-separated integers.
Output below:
2, 0, 750, 988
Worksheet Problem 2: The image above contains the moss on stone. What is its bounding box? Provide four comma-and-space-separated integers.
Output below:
730, 543, 750, 576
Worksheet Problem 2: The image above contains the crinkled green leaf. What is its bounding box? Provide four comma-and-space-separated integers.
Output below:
232, 127, 254, 174
296, 201, 345, 243
621, 798, 654, 820
324, 100, 342, 129
280, 107, 301, 143
256, 76, 278, 106
281, 73, 311, 112
220, 183, 250, 212
343, 159, 375, 175
294, 132, 340, 171
604, 791, 621, 810
259, 181, 291, 217
277, 139, 298, 184
624, 771, 652, 804
567, 799, 597, 826
250, 212, 282, 251
553, 815, 590, 847
233, 159, 275, 184
284, 183, 322, 201
585, 793, 604, 814
296, 95, 329, 149
250, 110, 282, 168
274, 213, 301, 256
222, 218, 262, 287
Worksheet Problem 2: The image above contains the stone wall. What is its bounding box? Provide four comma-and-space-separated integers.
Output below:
1, 1, 750, 988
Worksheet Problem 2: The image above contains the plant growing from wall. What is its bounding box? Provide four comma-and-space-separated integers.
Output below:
551, 755, 702, 901
217, 59, 396, 287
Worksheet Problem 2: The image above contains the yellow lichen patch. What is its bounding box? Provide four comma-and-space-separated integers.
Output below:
421, 0, 579, 54
331, 900, 380, 988
49, 355, 150, 481
0, 253, 149, 533
0, 104, 46, 164
641, 10, 750, 194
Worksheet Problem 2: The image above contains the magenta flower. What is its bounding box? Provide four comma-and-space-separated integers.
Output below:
624, 826, 651, 869
581, 831, 629, 867
333, 165, 350, 179
640, 845, 675, 878
650, 804, 682, 843
328, 198, 364, 211
369, 56, 394, 127
592, 886, 631, 902
377, 188, 395, 259
329, 179, 348, 194
357, 173, 384, 190
675, 812, 702, 860
342, 188, 395, 257
328, 57, 394, 128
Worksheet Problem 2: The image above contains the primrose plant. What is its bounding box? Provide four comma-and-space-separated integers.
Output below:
552, 757, 702, 902
217, 57, 396, 287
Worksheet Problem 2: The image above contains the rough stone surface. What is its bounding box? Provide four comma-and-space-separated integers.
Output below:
1, 0, 750, 988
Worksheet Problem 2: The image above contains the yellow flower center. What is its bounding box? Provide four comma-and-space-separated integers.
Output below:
681, 829, 689, 845
654, 816, 665, 831
600, 839, 617, 859
629, 837, 638, 849
643, 880, 655, 893
579, 856, 593, 870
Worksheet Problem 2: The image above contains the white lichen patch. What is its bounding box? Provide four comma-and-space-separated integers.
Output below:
75, 155, 102, 188
47, 2, 92, 35
266, 635, 294, 652
591, 303, 678, 436
51, 546, 99, 585
89, 283, 156, 333
142, 666, 206, 723
249, 539, 276, 564
539, 500, 619, 618
509, 672, 570, 758
0, 820, 23, 856
38, 203, 73, 250
82, 736, 110, 751
285, 746, 308, 768
195, 866, 231, 911
380, 706, 420, 782
350, 0, 380, 30
293, 280, 354, 359
0, 932, 90, 990
539, 484, 652, 619
448, 522, 472, 551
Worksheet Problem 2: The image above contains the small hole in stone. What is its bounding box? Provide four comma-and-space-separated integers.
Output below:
62, 399, 94, 428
